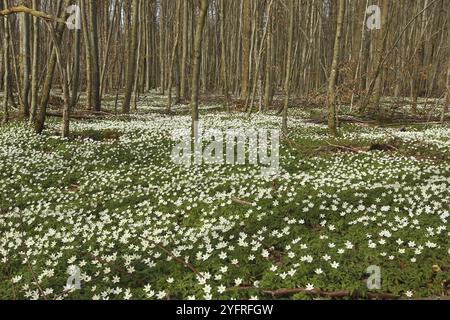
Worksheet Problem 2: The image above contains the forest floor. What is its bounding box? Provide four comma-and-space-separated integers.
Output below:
0, 91, 449, 300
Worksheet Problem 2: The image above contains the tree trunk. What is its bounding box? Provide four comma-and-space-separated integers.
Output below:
168, 0, 181, 112
19, 0, 31, 118
122, 0, 140, 114
35, 0, 69, 134
2, 0, 10, 124
180, 0, 189, 100
29, 0, 39, 124
159, 0, 166, 94
442, 57, 450, 122
240, 0, 251, 100
80, 0, 92, 110
263, 16, 273, 111
220, 0, 230, 110
88, 0, 101, 111
70, 12, 81, 111
282, 0, 295, 134
327, 0, 346, 136
191, 0, 209, 135
371, 0, 389, 113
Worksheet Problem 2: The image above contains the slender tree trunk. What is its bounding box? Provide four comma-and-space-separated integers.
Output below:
327, 0, 346, 136
20, 0, 31, 118
180, 0, 189, 100
80, 0, 92, 110
371, 0, 389, 113
442, 57, 450, 122
159, 0, 166, 94
263, 16, 273, 111
70, 15, 81, 110
29, 0, 39, 124
100, 0, 118, 99
248, 0, 274, 116
122, 0, 140, 114
191, 0, 209, 135
168, 0, 181, 112
2, 0, 10, 124
282, 0, 295, 134
220, 0, 230, 111
240, 0, 251, 100
88, 0, 101, 111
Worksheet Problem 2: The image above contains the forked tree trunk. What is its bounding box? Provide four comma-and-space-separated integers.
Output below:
35, 0, 69, 134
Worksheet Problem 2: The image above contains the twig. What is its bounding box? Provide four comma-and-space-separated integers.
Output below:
138, 235, 203, 279
325, 141, 361, 153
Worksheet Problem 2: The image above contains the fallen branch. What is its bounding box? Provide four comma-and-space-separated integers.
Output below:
138, 235, 203, 279
325, 141, 361, 153
230, 286, 401, 300
46, 111, 115, 120
263, 288, 349, 299
231, 197, 254, 206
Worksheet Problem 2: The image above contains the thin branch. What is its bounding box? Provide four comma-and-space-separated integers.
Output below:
0, 5, 67, 25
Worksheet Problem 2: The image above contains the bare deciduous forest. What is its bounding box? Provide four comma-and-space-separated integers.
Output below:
0, 0, 449, 303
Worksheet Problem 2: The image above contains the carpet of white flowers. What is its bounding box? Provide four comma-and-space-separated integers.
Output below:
0, 105, 449, 300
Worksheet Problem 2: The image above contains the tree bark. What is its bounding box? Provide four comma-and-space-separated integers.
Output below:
35, 0, 69, 134
442, 57, 450, 122
240, 0, 251, 100
122, 0, 140, 114
29, 0, 39, 124
88, 0, 101, 112
19, 0, 31, 118
371, 0, 389, 113
282, 0, 295, 134
2, 0, 10, 124
191, 0, 209, 135
327, 0, 346, 136
180, 0, 189, 100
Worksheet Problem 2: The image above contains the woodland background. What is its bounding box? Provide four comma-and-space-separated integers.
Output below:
0, 0, 449, 136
